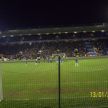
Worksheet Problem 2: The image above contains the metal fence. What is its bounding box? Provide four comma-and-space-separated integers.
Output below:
0, 56, 108, 108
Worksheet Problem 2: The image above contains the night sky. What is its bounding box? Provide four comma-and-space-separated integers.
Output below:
0, 0, 108, 30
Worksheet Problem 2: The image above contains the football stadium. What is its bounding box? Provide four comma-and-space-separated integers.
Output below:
0, 24, 108, 108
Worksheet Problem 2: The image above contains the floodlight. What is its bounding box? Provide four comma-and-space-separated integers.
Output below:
83, 31, 87, 33
74, 31, 77, 34
101, 30, 105, 32
2, 36, 6, 38
64, 32, 68, 34
92, 30, 95, 33
10, 35, 14, 37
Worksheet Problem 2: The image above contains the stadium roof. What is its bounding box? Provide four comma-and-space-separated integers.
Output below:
0, 24, 108, 37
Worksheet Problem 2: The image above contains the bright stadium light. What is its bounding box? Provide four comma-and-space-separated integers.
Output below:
92, 30, 95, 33
10, 35, 14, 37
2, 36, 6, 38
74, 31, 77, 34
101, 30, 105, 32
46, 33, 50, 35
83, 30, 87, 33
64, 32, 68, 34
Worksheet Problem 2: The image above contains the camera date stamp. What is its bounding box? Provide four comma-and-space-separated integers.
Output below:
90, 91, 108, 98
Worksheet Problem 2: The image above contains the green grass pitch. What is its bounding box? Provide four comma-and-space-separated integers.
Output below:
0, 57, 108, 108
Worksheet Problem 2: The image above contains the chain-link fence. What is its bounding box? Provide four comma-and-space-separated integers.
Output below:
0, 57, 108, 108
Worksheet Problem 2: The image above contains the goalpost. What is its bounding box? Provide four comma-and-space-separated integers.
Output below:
52, 53, 66, 61
0, 63, 3, 102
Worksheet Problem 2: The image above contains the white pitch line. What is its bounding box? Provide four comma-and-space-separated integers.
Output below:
5, 96, 90, 101
39, 96, 90, 100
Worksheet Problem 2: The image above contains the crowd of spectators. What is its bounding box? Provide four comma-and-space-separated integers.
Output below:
0, 38, 108, 60
0, 31, 108, 60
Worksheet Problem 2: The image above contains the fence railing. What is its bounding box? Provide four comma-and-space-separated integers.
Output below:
0, 56, 108, 108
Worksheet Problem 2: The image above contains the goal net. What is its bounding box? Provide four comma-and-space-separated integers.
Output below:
52, 53, 66, 58
51, 53, 66, 62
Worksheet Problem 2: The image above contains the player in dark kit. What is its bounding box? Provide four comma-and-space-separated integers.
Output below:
74, 48, 79, 66
36, 50, 41, 63
75, 56, 79, 66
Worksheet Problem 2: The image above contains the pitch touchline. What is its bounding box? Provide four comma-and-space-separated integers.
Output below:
6, 96, 91, 101
4, 80, 108, 86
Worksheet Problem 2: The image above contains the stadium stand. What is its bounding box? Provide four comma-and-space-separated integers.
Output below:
0, 24, 108, 60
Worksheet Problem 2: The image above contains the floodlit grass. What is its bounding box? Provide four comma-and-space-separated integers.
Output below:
0, 57, 108, 108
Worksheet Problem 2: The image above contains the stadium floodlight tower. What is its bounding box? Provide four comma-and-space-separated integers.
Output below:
0, 64, 3, 102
